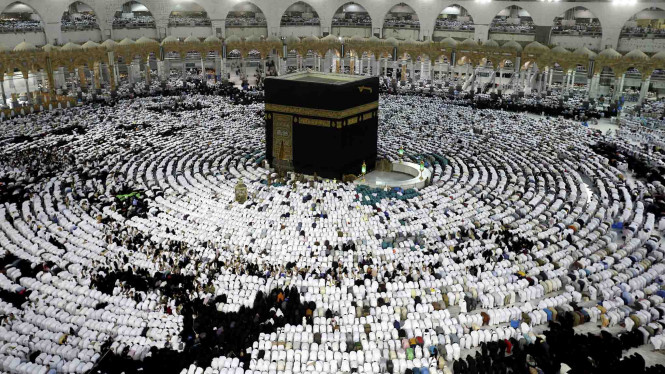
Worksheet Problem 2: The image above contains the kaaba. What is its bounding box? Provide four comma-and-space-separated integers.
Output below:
265, 72, 378, 179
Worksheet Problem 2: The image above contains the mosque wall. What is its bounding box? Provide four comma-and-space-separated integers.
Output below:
550, 35, 602, 51
1, 0, 664, 55
168, 26, 213, 39
61, 29, 103, 44
382, 28, 420, 41
432, 30, 474, 42
488, 33, 535, 43
617, 38, 665, 53
111, 27, 159, 41
280, 25, 321, 38
1, 31, 45, 47
330, 27, 373, 38
224, 27, 269, 39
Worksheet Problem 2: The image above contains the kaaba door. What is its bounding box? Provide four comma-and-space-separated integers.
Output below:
272, 113, 293, 162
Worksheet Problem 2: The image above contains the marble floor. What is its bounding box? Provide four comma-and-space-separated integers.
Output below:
589, 117, 620, 135
360, 170, 414, 187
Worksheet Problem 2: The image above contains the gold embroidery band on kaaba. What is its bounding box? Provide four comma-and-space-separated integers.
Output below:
265, 101, 378, 120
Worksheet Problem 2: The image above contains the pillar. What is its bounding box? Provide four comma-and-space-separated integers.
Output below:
215, 55, 222, 79
145, 56, 152, 86
157, 60, 165, 82
614, 73, 625, 101
638, 75, 651, 104
0, 79, 5, 106
8, 73, 15, 93
23, 74, 30, 103
589, 73, 600, 98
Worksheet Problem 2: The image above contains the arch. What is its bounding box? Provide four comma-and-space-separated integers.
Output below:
332, 2, 371, 29
168, 1, 211, 27
489, 5, 534, 35
225, 1, 266, 27
383, 3, 419, 30
620, 6, 665, 37
435, 4, 474, 32
625, 66, 642, 75
500, 59, 514, 69
280, 1, 320, 27
0, 1, 44, 33
113, 1, 156, 29
552, 6, 601, 37
61, 1, 99, 31
479, 57, 494, 68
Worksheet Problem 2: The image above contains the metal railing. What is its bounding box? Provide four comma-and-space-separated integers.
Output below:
332, 21, 371, 27
383, 23, 420, 29
61, 24, 99, 31
280, 21, 321, 26
112, 22, 156, 29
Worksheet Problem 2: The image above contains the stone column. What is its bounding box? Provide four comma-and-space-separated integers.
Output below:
614, 73, 625, 101
0, 79, 6, 106
77, 67, 87, 90
201, 56, 206, 81
23, 74, 31, 103
588, 73, 600, 98
639, 75, 651, 103
8, 73, 15, 93
215, 54, 222, 80
157, 60, 165, 82
145, 57, 152, 86
88, 65, 96, 90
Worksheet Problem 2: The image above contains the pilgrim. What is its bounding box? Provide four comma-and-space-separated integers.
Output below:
0, 75, 663, 374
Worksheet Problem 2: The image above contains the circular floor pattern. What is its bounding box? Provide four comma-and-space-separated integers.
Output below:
0, 92, 663, 374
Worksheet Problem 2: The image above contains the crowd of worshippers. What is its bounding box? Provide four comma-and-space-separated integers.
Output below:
384, 18, 420, 28
621, 26, 665, 36
379, 77, 615, 121
434, 19, 475, 31
111, 16, 155, 28
225, 16, 266, 27
280, 15, 320, 25
0, 18, 42, 33
61, 13, 98, 31
2, 78, 665, 374
168, 16, 212, 27
625, 98, 665, 126
332, 16, 372, 26
551, 21, 602, 35
488, 19, 534, 34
